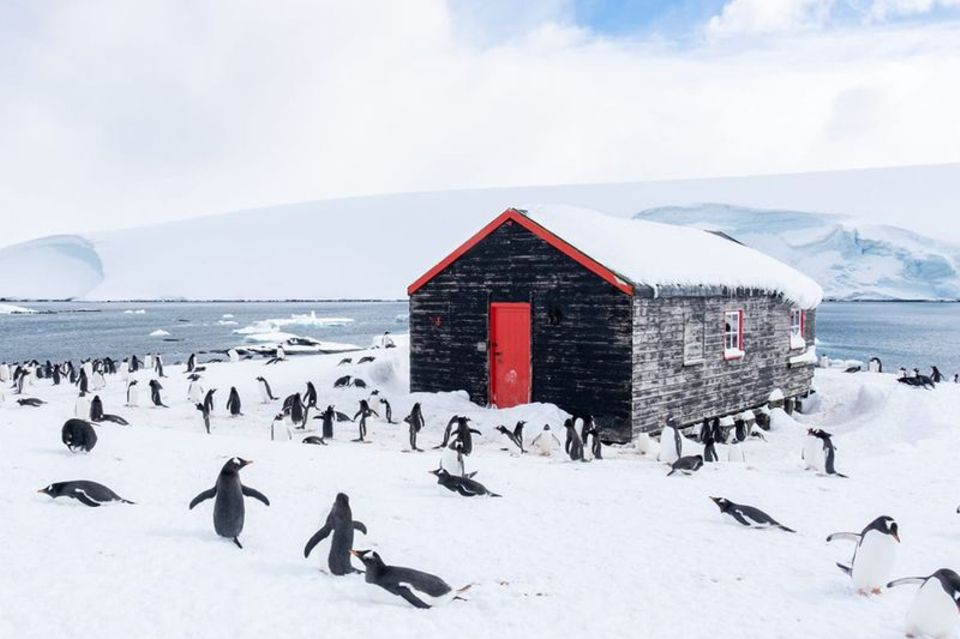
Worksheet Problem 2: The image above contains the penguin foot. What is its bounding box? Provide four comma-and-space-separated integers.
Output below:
871, 587, 883, 595
232, 537, 243, 549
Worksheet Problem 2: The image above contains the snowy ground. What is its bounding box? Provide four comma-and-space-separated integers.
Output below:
2, 338, 960, 638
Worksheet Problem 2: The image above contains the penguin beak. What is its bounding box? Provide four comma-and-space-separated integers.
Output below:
350, 550, 364, 558
893, 533, 900, 543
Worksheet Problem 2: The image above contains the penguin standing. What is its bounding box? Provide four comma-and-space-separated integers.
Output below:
433, 416, 458, 450
155, 354, 165, 378
379, 397, 394, 424
827, 516, 900, 595
404, 402, 425, 451
802, 428, 825, 472
144, 353, 154, 371
270, 413, 291, 441
887, 570, 960, 638
531, 424, 562, 456
0, 361, 8, 382
451, 416, 480, 456
256, 376, 277, 402
189, 458, 269, 549
658, 421, 682, 465
227, 348, 240, 363
89, 395, 104, 422
811, 428, 847, 478
351, 550, 469, 609
353, 400, 379, 442
700, 419, 719, 463
226, 387, 242, 417
563, 418, 586, 462
188, 380, 204, 404
186, 353, 196, 373
303, 493, 368, 576
196, 402, 212, 434
496, 421, 525, 454
283, 393, 305, 430
126, 380, 139, 407
726, 439, 746, 463
587, 427, 603, 460
319, 405, 337, 439
148, 380, 168, 408
74, 391, 91, 419
303, 382, 318, 409
76, 369, 89, 395
440, 440, 467, 477
203, 389, 216, 415
932, 366, 944, 383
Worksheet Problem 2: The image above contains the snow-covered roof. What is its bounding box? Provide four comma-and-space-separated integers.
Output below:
522, 205, 823, 308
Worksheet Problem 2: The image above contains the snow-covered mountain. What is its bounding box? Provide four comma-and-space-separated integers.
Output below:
0, 186, 956, 301
634, 204, 960, 301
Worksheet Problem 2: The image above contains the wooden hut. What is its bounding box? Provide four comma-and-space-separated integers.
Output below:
407, 206, 821, 442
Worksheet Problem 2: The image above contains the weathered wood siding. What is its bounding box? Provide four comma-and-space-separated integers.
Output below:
631, 294, 816, 434
409, 219, 635, 439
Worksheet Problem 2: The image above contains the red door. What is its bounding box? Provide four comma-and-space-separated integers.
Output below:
489, 302, 531, 408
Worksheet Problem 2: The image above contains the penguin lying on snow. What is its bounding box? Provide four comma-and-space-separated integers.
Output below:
303, 493, 367, 575
17, 397, 46, 407
38, 480, 134, 507
430, 468, 501, 497
710, 497, 795, 532
61, 419, 98, 453
351, 550, 471, 609
667, 455, 703, 476
189, 458, 270, 549
827, 516, 900, 595
887, 569, 960, 638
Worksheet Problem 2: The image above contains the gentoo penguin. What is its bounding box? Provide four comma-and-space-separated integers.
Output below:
333, 375, 352, 389
186, 353, 197, 373
38, 480, 133, 507
154, 354, 165, 378
353, 378, 368, 389
90, 370, 106, 391
700, 419, 719, 463
319, 405, 337, 440
810, 428, 847, 477
496, 421, 525, 454
358, 355, 376, 364
352, 400, 379, 442
440, 440, 467, 477
270, 413, 291, 441
283, 393, 305, 429
74, 391, 91, 417
404, 403, 425, 451
531, 424, 562, 456
868, 357, 883, 373
434, 416, 458, 450
89, 395, 104, 422
227, 348, 240, 363
302, 435, 326, 446
16, 397, 45, 407
303, 382, 318, 409
451, 416, 480, 456
727, 439, 746, 463
667, 455, 703, 476
226, 387, 242, 417
932, 366, 944, 383
430, 468, 501, 497
126, 380, 139, 407
351, 550, 469, 609
0, 361, 8, 382
658, 421, 683, 465
189, 457, 269, 549
563, 418, 586, 462
120, 359, 129, 382
76, 369, 89, 395
188, 379, 204, 404
256, 377, 277, 402
887, 569, 960, 638
583, 417, 603, 460
52, 365, 61, 385
380, 397, 394, 424
144, 353, 154, 371
827, 516, 900, 594
62, 419, 98, 453
148, 380, 168, 408
709, 497, 796, 532
338, 357, 352, 366
802, 428, 826, 472
196, 403, 212, 434
203, 388, 216, 414
303, 493, 368, 576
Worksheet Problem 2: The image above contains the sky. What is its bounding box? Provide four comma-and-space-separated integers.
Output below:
1, 0, 960, 246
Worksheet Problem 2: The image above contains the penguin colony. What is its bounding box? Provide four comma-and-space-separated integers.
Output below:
7, 345, 960, 628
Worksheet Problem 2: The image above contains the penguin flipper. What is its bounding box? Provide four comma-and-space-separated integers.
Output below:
353, 521, 368, 535
826, 532, 862, 544
241, 485, 270, 506
836, 563, 853, 576
389, 584, 431, 609
887, 577, 926, 589
304, 525, 333, 558
730, 511, 753, 527
189, 487, 217, 509
72, 490, 102, 508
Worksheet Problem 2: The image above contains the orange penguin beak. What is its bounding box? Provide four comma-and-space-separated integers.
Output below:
350, 550, 361, 558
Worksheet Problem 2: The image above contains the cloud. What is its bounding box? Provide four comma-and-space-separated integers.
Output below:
867, 0, 960, 19
0, 0, 959, 246
707, 0, 837, 36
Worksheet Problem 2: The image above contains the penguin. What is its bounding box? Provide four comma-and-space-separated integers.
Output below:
440, 440, 467, 477
126, 380, 139, 407
74, 391, 91, 417
76, 369, 89, 395
404, 402, 425, 452
658, 421, 682, 465
302, 435, 327, 446
887, 570, 960, 638
89, 395, 104, 422
429, 467, 501, 497
52, 364, 61, 386
353, 399, 378, 442
203, 388, 216, 414
0, 361, 8, 382
148, 380, 168, 408
155, 355, 165, 378
303, 493, 368, 576
17, 397, 45, 407
379, 397, 394, 424
451, 416, 480, 456
90, 370, 106, 391
227, 348, 240, 363
189, 457, 269, 549
144, 353, 154, 372
256, 376, 277, 402
700, 419, 719, 463
709, 497, 796, 532
531, 424, 562, 456
38, 480, 133, 507
955, 373, 960, 384
434, 416, 458, 450
334, 375, 352, 388
188, 380, 204, 404
338, 358, 352, 366
667, 455, 703, 476
496, 421, 525, 454
358, 356, 376, 364
587, 427, 603, 460
283, 393, 305, 430
932, 366, 944, 383
186, 353, 197, 373
62, 419, 98, 453
868, 357, 883, 373
801, 428, 826, 472
351, 550, 470, 609
726, 439, 746, 463
352, 378, 368, 389
303, 381, 318, 409
226, 387, 242, 417
318, 405, 337, 440
810, 428, 847, 477
827, 516, 900, 594
563, 418, 586, 462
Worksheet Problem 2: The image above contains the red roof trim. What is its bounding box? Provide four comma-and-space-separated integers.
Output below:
407, 208, 635, 296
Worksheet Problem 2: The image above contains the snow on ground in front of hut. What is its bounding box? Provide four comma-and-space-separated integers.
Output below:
2, 339, 960, 638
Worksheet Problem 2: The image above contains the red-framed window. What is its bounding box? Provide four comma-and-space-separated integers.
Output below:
723, 310, 744, 360
789, 308, 805, 350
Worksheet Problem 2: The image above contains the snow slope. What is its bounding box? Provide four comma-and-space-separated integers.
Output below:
635, 204, 960, 301
2, 340, 960, 638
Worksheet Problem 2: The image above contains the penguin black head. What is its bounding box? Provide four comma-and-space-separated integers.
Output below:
869, 516, 900, 543
350, 549, 385, 570
495, 425, 508, 434
709, 496, 730, 510
222, 457, 252, 473
543, 424, 551, 431
429, 467, 449, 479
334, 493, 350, 506
37, 484, 63, 498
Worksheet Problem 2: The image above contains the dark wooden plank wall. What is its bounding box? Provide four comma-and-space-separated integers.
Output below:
631, 294, 816, 434
409, 220, 635, 439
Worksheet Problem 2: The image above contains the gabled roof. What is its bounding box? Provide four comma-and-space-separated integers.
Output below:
408, 205, 823, 309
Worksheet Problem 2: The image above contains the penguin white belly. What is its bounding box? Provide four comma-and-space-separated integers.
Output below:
802, 437, 824, 471
440, 447, 465, 475
75, 397, 91, 418
258, 386, 270, 403
726, 444, 745, 463
634, 432, 653, 455
188, 384, 204, 404
852, 532, 898, 591
533, 435, 557, 457
127, 388, 139, 407
144, 356, 153, 370
228, 349, 240, 363
658, 427, 680, 464
907, 581, 958, 638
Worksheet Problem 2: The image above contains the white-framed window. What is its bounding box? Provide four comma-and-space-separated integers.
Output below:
723, 310, 744, 360
789, 308, 805, 350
